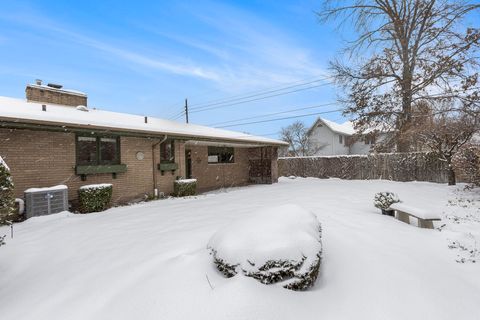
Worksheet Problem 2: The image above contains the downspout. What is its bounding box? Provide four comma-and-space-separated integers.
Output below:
152, 135, 168, 198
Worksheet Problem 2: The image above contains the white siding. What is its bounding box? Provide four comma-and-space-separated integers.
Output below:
308, 119, 389, 156
350, 133, 388, 155
350, 140, 372, 155
309, 124, 350, 155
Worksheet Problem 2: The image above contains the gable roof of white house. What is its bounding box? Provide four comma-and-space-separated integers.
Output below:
0, 96, 288, 147
307, 117, 356, 136
308, 117, 392, 137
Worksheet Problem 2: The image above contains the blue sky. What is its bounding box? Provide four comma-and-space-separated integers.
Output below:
0, 1, 348, 137
0, 1, 375, 137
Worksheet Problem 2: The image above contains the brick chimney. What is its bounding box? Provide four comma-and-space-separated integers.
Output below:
26, 80, 87, 107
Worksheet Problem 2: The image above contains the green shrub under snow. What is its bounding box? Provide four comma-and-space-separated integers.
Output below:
78, 184, 113, 213
208, 204, 322, 291
0, 156, 15, 224
373, 192, 400, 210
173, 179, 197, 197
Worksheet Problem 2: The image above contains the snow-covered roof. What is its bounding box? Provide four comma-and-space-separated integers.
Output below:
308, 117, 390, 136
320, 118, 356, 135
309, 117, 355, 136
0, 96, 287, 146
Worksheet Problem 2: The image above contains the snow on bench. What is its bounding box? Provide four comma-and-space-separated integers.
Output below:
389, 202, 440, 229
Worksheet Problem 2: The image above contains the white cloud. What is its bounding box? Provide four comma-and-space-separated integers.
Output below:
133, 2, 328, 92
0, 10, 221, 81
180, 2, 328, 90
0, 4, 329, 93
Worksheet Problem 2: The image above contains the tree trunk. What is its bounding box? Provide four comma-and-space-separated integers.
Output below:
447, 159, 456, 186
397, 66, 413, 153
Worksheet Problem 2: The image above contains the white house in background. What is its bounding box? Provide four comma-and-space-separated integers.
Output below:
307, 117, 384, 156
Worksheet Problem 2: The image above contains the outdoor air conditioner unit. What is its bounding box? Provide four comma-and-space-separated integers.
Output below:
24, 185, 68, 219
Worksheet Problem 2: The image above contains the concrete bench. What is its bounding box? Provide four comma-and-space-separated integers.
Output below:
389, 203, 441, 229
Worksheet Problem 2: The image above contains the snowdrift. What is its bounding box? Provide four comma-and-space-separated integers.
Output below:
207, 204, 322, 290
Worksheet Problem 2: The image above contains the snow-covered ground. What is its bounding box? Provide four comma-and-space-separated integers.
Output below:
1, 177, 479, 320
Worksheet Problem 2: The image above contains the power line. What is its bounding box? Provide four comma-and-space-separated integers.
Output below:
216, 108, 343, 128
208, 102, 338, 126
168, 110, 185, 120
162, 74, 332, 119
257, 132, 281, 137
189, 75, 334, 110
163, 75, 334, 120
190, 81, 334, 114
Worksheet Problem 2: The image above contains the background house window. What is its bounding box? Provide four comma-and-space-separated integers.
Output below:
77, 135, 120, 165
364, 135, 376, 145
160, 139, 175, 163
339, 135, 343, 144
77, 136, 97, 165
208, 146, 234, 164
100, 137, 119, 164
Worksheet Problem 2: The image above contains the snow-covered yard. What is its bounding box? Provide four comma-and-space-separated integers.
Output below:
1, 177, 479, 320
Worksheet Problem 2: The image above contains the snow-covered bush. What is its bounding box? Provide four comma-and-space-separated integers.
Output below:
453, 144, 480, 187
373, 192, 400, 210
0, 156, 15, 224
207, 204, 322, 291
78, 184, 113, 213
173, 179, 197, 197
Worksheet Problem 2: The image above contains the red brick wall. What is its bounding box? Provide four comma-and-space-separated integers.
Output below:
0, 128, 280, 206
187, 145, 251, 192
26, 86, 87, 107
155, 140, 186, 195
0, 128, 186, 204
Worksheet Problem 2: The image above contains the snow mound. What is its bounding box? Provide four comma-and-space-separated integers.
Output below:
0, 155, 9, 171
24, 185, 68, 193
207, 204, 322, 290
175, 179, 197, 184
79, 183, 112, 190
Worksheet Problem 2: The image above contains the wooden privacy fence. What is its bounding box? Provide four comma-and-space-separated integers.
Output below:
278, 153, 449, 183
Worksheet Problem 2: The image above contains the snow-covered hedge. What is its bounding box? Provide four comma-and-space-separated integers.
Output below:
208, 204, 322, 291
453, 144, 480, 187
78, 184, 113, 213
0, 156, 15, 224
279, 152, 448, 183
373, 192, 400, 210
174, 179, 197, 197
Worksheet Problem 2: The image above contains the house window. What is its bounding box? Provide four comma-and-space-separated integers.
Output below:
160, 139, 175, 163
339, 135, 343, 144
208, 146, 234, 164
76, 135, 120, 165
100, 137, 120, 164
364, 135, 376, 145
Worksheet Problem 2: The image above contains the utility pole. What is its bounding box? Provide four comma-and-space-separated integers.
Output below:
185, 98, 189, 123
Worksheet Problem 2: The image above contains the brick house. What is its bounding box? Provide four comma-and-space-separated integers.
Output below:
0, 82, 287, 207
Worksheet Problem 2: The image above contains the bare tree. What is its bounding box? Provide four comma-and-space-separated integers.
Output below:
280, 121, 320, 156
318, 0, 480, 151
453, 143, 480, 186
408, 101, 479, 185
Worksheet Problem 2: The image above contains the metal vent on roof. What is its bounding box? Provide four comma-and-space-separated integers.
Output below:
25, 186, 68, 219
76, 105, 89, 112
